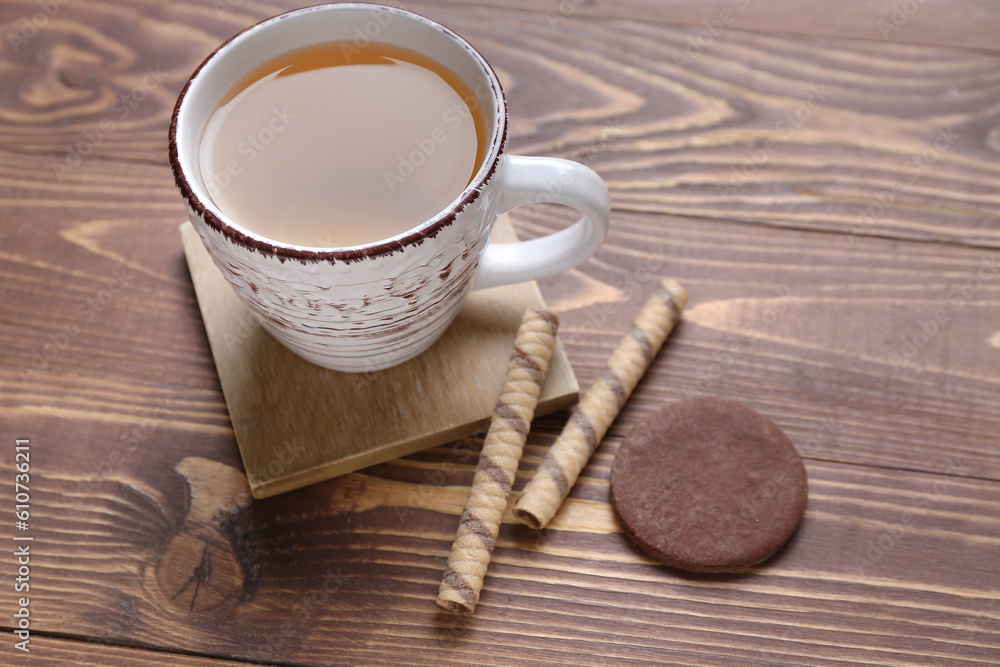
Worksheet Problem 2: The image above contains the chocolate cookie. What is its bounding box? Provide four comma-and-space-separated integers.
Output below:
610, 398, 807, 573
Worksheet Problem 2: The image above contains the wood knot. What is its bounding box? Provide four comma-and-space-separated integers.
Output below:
155, 457, 258, 613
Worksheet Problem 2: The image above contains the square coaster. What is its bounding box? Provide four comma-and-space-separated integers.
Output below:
180, 216, 578, 498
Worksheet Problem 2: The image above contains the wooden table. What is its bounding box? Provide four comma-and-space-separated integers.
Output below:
2, 0, 998, 664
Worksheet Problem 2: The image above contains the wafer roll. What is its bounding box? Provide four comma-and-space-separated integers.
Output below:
437, 307, 559, 614
512, 278, 687, 530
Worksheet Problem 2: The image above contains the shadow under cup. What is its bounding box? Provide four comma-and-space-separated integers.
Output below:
170, 4, 509, 372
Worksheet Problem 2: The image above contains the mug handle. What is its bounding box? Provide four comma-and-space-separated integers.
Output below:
471, 155, 610, 291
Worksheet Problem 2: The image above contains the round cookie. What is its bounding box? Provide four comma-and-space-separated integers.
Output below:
610, 398, 807, 573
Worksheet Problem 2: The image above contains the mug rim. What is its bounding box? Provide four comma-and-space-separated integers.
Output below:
168, 2, 508, 263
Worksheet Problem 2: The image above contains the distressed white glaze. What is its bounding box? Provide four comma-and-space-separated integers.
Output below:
184, 169, 497, 371
170, 4, 609, 372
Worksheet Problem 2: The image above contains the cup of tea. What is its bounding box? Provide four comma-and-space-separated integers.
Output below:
169, 3, 610, 372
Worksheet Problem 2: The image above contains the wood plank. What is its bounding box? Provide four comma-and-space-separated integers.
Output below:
1, 153, 995, 480
0, 1, 998, 246
1, 427, 997, 666
521, 205, 1000, 481
19, 635, 276, 666
421, 0, 1000, 52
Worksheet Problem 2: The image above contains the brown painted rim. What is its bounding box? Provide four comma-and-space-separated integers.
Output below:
168, 3, 508, 263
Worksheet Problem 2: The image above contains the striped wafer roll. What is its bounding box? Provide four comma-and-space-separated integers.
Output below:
437, 307, 559, 614
512, 278, 687, 530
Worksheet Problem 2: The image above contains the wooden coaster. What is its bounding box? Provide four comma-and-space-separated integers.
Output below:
180, 217, 578, 498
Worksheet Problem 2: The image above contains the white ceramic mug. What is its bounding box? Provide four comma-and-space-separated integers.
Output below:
170, 3, 610, 372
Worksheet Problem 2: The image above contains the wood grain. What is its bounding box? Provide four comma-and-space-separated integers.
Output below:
1, 438, 998, 665
0, 1, 997, 246
425, 0, 1000, 52
29, 635, 276, 666
523, 205, 1000, 481
0, 0, 998, 665
435, 6, 1000, 248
